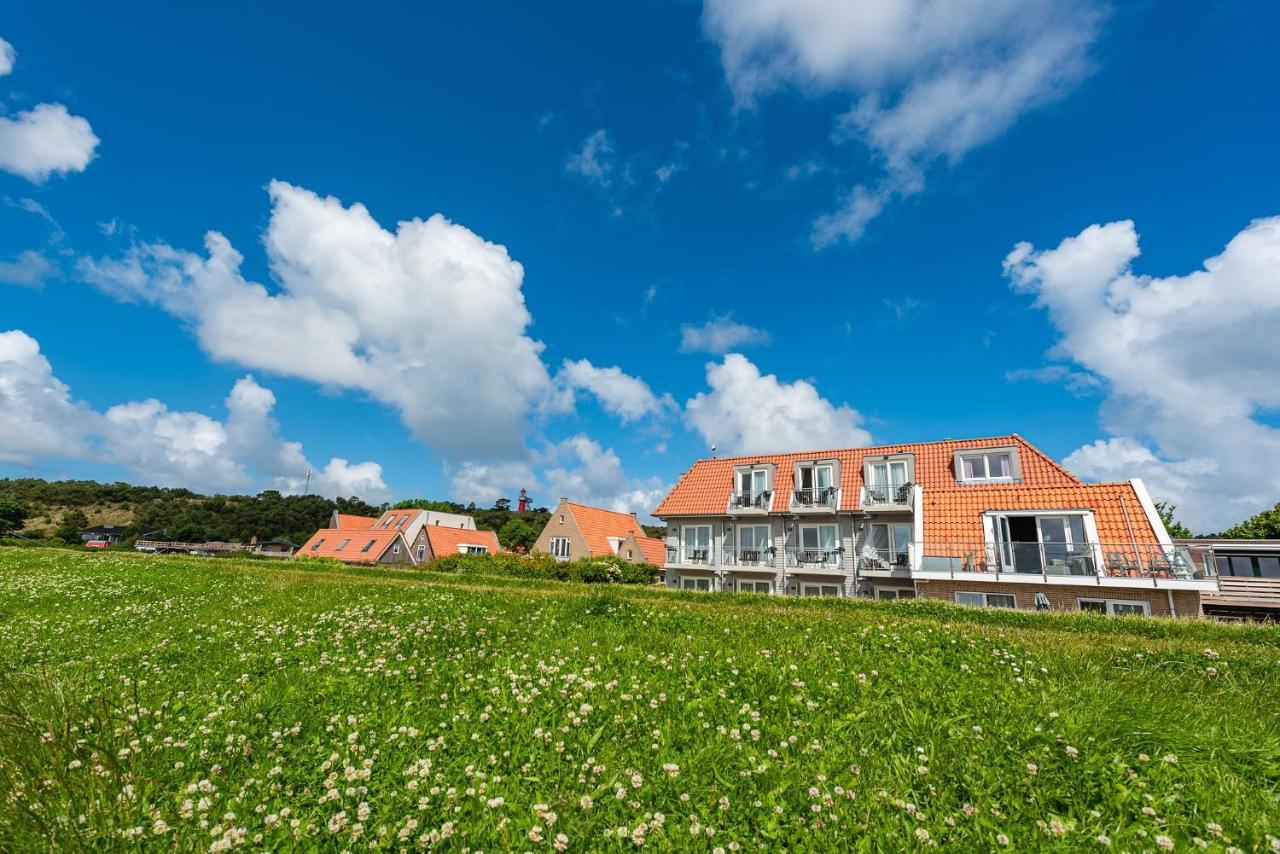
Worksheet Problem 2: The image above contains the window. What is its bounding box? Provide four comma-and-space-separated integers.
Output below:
310, 538, 325, 551
869, 460, 909, 488
559, 514, 565, 524
736, 525, 771, 563
737, 468, 768, 496
800, 583, 842, 597
463, 545, 488, 555
682, 525, 712, 563
626, 549, 633, 559
1219, 554, 1280, 577
416, 544, 426, 560
737, 579, 772, 594
797, 524, 839, 565
876, 587, 915, 600
393, 542, 400, 554
362, 540, 377, 553
867, 523, 912, 567
549, 537, 570, 558
1079, 598, 1150, 616
959, 452, 1013, 482
992, 513, 1093, 575
796, 464, 834, 502
955, 591, 1017, 608
680, 576, 712, 591
334, 538, 351, 552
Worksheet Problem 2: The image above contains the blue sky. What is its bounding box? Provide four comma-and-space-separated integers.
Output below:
2, 1, 1279, 531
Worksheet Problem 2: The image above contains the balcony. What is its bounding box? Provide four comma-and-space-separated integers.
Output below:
783, 546, 844, 573
790, 486, 839, 513
724, 547, 776, 569
857, 547, 911, 573
861, 482, 914, 512
667, 545, 714, 567
727, 489, 773, 515
915, 542, 1217, 588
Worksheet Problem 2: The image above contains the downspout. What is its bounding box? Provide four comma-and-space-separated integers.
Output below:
1118, 495, 1147, 581
1166, 588, 1177, 617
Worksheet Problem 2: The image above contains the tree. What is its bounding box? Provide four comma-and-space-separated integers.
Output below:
492, 497, 511, 512
1155, 502, 1194, 539
498, 518, 538, 552
0, 499, 29, 534
55, 508, 89, 543
1217, 502, 1280, 539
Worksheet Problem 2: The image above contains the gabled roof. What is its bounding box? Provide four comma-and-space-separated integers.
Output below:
564, 501, 647, 557
632, 534, 668, 565
298, 527, 406, 563
653, 434, 1079, 516
334, 513, 379, 530
425, 525, 501, 557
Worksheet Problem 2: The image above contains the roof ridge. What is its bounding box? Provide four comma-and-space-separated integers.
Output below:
686, 434, 1027, 464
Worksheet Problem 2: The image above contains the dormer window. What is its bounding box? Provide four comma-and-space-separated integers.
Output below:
959, 452, 1013, 482
738, 468, 767, 496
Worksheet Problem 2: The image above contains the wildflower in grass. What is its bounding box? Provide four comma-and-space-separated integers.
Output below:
554, 833, 569, 851
1207, 823, 1223, 837
997, 834, 1010, 846
1097, 834, 1111, 845
528, 825, 544, 843
1162, 754, 1178, 764
579, 795, 592, 810
1026, 763, 1038, 775
663, 762, 680, 777
1156, 835, 1174, 851
1065, 745, 1078, 758
916, 828, 930, 842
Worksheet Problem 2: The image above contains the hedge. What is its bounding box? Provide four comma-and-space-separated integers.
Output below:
425, 551, 661, 585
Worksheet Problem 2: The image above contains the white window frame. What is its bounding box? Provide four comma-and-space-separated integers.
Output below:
462, 545, 489, 555
736, 524, 771, 552
958, 452, 1014, 483
797, 523, 840, 566
681, 524, 712, 563
737, 468, 768, 495
1078, 597, 1150, 617
680, 575, 712, 592
798, 464, 834, 491
736, 579, 773, 594
416, 544, 426, 560
800, 582, 842, 597
869, 460, 909, 488
875, 586, 916, 601
549, 537, 570, 559
955, 591, 1017, 609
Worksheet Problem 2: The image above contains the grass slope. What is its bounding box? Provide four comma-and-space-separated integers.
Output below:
0, 548, 1277, 851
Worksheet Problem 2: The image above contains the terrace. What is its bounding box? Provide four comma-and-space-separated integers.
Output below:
860, 481, 915, 512
789, 486, 840, 513
915, 542, 1219, 588
726, 489, 772, 515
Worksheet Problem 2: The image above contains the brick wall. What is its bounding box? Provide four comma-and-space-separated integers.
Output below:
915, 580, 1202, 618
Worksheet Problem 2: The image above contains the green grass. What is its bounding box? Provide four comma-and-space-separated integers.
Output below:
1, 548, 1278, 851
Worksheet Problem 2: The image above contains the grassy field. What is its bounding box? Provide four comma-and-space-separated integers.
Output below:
1, 549, 1278, 851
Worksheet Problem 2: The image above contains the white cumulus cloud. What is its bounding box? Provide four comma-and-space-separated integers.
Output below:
679, 316, 772, 354
0, 329, 388, 500
1005, 215, 1280, 532
702, 0, 1102, 246
80, 181, 553, 462
0, 36, 15, 76
685, 353, 871, 454
0, 103, 100, 182
555, 359, 674, 423
542, 434, 668, 521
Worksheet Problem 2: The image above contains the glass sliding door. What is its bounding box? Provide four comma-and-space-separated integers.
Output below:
682, 525, 711, 564
736, 525, 770, 565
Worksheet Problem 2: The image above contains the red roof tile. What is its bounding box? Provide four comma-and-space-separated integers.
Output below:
425, 525, 501, 557
566, 501, 647, 557
298, 528, 406, 563
634, 535, 667, 565
334, 514, 378, 530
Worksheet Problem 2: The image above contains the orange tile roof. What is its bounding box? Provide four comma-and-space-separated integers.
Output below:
425, 525, 501, 557
922, 482, 1158, 548
298, 528, 406, 563
652, 435, 1160, 547
634, 535, 668, 565
334, 513, 378, 530
654, 435, 1078, 516
566, 501, 647, 557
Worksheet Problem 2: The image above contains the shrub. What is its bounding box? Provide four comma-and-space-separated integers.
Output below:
289, 555, 348, 572
426, 551, 660, 585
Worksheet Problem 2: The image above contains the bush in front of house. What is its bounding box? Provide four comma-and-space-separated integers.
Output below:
427, 551, 660, 585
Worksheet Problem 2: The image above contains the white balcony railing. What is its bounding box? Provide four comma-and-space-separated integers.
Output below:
861, 482, 914, 509
724, 547, 776, 568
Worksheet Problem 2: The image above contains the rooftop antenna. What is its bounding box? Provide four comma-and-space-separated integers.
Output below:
303, 469, 312, 496
710, 443, 717, 459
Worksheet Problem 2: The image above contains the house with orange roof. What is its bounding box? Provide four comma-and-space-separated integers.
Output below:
653, 435, 1219, 617
533, 498, 667, 566
303, 507, 490, 566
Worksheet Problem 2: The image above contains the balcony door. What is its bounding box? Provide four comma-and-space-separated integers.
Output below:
681, 525, 711, 563
994, 514, 1088, 574
736, 525, 770, 564
799, 524, 838, 565
797, 465, 833, 503
869, 460, 908, 488
738, 469, 767, 500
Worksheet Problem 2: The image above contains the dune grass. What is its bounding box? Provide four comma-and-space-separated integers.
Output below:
0, 547, 1277, 851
